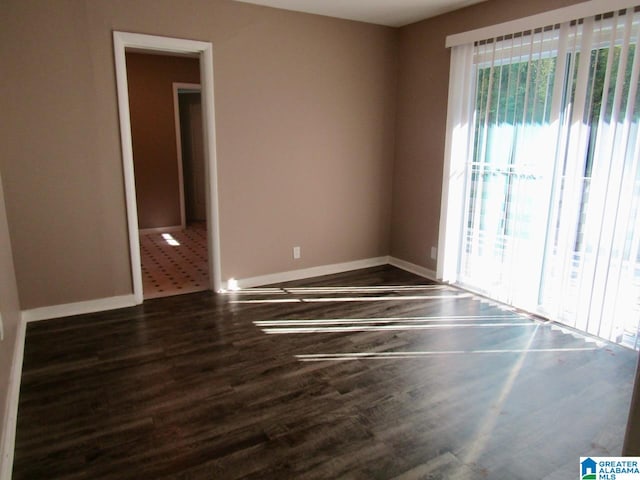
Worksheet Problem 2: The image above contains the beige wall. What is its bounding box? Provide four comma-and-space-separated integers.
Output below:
126, 52, 200, 230
0, 167, 21, 461
0, 0, 397, 309
0, 0, 599, 309
390, 0, 584, 271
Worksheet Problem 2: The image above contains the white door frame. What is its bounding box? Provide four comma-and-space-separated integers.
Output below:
173, 82, 202, 230
113, 31, 223, 303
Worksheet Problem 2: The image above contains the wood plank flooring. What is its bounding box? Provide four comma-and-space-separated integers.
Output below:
12, 266, 639, 479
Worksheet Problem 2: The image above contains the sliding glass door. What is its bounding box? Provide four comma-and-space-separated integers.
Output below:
446, 8, 640, 348
458, 28, 559, 311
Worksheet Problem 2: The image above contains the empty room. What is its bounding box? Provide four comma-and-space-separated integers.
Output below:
1, 0, 640, 478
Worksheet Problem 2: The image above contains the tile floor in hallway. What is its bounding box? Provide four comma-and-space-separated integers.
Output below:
139, 222, 209, 299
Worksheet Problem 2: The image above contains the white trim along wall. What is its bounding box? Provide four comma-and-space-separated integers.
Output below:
227, 256, 437, 290
21, 294, 138, 323
230, 257, 389, 290
0, 319, 26, 480
138, 225, 183, 235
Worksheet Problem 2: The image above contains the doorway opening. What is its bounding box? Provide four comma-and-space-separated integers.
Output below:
140, 83, 209, 299
113, 32, 222, 304
126, 53, 208, 300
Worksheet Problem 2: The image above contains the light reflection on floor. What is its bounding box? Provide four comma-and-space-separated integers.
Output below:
238, 282, 602, 361
243, 277, 611, 475
230, 293, 470, 304
294, 346, 597, 361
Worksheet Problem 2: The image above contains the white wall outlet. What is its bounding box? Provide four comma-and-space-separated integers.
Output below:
293, 246, 301, 259
430, 246, 437, 260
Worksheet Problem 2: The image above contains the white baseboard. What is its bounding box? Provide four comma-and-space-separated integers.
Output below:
232, 256, 389, 289
388, 256, 438, 282
0, 318, 26, 480
21, 294, 138, 323
139, 225, 183, 235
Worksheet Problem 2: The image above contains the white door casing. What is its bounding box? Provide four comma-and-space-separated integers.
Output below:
113, 32, 223, 302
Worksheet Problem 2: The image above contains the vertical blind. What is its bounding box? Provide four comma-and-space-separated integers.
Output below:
444, 7, 640, 347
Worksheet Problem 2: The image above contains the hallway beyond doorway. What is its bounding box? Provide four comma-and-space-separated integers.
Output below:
140, 222, 208, 299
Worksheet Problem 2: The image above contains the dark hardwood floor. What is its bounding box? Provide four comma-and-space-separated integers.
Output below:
13, 266, 638, 479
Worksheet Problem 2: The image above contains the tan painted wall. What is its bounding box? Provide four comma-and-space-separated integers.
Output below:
0, 0, 597, 310
0, 167, 21, 460
390, 0, 584, 271
126, 53, 200, 230
0, 0, 397, 309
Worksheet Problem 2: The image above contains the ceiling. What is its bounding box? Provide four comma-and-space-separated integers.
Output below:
233, 0, 487, 27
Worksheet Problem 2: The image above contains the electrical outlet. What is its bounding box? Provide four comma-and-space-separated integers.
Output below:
293, 246, 301, 259
430, 246, 437, 260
